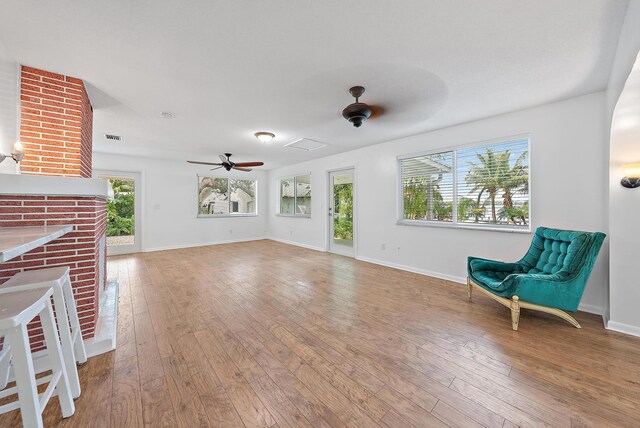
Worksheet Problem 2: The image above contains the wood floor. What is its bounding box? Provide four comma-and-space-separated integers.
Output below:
2, 239, 640, 427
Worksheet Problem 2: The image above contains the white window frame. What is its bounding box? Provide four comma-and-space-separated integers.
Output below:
197, 175, 258, 218
397, 134, 531, 233
277, 174, 312, 218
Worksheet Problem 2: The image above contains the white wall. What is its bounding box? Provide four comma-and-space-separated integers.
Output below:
268, 92, 609, 314
0, 40, 18, 175
607, 0, 640, 335
93, 153, 269, 252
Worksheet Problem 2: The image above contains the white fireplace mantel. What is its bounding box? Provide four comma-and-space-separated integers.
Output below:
0, 173, 109, 198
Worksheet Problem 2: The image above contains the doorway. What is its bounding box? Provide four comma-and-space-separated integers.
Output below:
328, 168, 355, 257
94, 170, 142, 255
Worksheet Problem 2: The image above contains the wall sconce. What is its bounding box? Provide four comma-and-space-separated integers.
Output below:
621, 163, 640, 188
0, 141, 24, 164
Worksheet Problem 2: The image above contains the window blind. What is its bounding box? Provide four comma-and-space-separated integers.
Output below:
399, 137, 529, 229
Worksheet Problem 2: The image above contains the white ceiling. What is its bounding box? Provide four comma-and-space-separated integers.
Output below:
0, 0, 630, 169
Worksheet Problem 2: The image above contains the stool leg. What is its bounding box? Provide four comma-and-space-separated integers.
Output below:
6, 325, 43, 428
61, 275, 87, 364
51, 286, 81, 398
40, 301, 75, 418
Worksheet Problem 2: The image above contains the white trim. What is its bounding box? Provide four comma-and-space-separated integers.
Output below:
267, 237, 326, 252
327, 166, 357, 258
356, 255, 467, 284
276, 214, 311, 219
606, 320, 640, 337
358, 255, 603, 315
397, 219, 532, 234
93, 169, 143, 255
144, 236, 268, 253
577, 302, 603, 315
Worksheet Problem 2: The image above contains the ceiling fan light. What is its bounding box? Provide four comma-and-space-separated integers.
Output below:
255, 132, 275, 144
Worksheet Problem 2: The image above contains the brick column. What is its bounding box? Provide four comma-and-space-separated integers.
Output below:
19, 66, 93, 177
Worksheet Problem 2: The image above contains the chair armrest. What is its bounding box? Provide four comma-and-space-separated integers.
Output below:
509, 271, 583, 311
468, 256, 521, 273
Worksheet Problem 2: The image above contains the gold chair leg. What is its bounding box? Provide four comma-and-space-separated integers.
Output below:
510, 296, 520, 331
467, 278, 472, 302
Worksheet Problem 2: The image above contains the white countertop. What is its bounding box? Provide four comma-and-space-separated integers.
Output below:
0, 225, 74, 262
0, 173, 109, 198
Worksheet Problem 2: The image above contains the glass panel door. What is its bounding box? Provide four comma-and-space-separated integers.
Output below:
94, 170, 141, 255
329, 169, 355, 257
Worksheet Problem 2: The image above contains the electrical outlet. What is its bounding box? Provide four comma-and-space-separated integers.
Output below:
381, 243, 386, 250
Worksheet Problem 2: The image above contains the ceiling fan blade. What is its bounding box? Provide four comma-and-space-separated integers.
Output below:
233, 167, 252, 172
234, 162, 264, 167
209, 166, 223, 171
187, 160, 224, 166
219, 154, 229, 163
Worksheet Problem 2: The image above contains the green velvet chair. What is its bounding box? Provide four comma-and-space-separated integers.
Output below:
467, 227, 605, 330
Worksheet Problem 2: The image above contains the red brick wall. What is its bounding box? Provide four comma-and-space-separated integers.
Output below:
19, 66, 93, 178
0, 195, 107, 351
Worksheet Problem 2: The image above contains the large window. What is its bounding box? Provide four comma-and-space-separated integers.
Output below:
198, 176, 257, 216
279, 175, 311, 216
399, 136, 529, 230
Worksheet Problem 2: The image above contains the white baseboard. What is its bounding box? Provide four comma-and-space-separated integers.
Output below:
606, 320, 640, 337
577, 302, 603, 316
355, 255, 467, 284
144, 236, 268, 253
347, 255, 606, 316
267, 237, 327, 252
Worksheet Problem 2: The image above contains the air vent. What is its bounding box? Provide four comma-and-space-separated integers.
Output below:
284, 138, 327, 152
104, 134, 122, 142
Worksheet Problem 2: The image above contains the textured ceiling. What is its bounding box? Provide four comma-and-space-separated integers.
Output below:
0, 0, 630, 168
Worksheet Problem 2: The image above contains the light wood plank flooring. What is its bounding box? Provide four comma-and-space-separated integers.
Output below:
2, 239, 640, 427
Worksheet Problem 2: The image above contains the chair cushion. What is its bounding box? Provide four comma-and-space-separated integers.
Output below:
520, 227, 590, 275
470, 270, 514, 293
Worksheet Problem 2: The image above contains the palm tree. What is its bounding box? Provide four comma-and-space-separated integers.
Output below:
465, 149, 505, 223
465, 149, 528, 224
500, 151, 529, 224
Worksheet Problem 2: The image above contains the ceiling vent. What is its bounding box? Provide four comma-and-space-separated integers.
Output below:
284, 138, 327, 152
104, 134, 122, 142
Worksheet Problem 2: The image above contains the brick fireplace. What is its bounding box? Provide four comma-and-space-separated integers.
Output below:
0, 65, 106, 352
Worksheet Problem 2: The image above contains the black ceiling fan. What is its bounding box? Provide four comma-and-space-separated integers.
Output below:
187, 153, 264, 172
342, 86, 384, 128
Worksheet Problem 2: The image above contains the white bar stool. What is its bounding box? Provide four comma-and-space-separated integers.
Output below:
0, 287, 75, 428
0, 267, 86, 399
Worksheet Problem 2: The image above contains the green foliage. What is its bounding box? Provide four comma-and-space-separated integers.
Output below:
465, 149, 528, 224
106, 179, 135, 237
333, 183, 353, 239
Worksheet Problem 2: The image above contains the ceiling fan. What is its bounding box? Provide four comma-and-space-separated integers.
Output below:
342, 86, 384, 128
187, 153, 264, 171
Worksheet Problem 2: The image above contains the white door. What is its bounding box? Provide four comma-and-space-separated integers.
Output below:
328, 168, 355, 257
94, 170, 142, 255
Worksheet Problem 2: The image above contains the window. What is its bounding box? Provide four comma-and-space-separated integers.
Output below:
198, 176, 257, 216
279, 175, 311, 216
399, 136, 529, 230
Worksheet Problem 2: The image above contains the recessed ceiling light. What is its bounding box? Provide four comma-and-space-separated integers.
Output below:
160, 112, 175, 119
255, 132, 275, 144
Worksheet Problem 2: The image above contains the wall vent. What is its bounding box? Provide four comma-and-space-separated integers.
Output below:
104, 134, 122, 142
284, 138, 327, 151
